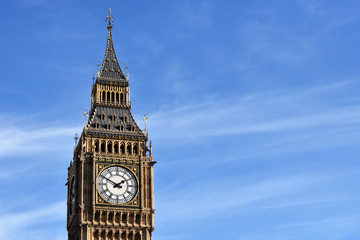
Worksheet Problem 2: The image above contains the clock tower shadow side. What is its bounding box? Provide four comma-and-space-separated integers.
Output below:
66, 9, 156, 240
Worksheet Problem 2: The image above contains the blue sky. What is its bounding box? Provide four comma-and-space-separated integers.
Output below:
0, 0, 359, 239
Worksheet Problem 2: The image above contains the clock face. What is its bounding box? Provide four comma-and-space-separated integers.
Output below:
69, 177, 75, 215
97, 166, 138, 204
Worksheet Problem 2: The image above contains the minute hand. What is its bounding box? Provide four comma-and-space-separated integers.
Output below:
104, 177, 117, 186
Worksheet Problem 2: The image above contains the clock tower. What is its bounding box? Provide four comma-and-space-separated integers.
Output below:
67, 9, 156, 240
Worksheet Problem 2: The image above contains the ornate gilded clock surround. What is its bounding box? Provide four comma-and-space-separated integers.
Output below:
95, 163, 141, 207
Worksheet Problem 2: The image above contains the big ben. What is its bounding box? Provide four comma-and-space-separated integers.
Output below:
67, 9, 156, 240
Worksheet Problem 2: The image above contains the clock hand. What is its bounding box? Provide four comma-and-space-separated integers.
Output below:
103, 177, 117, 186
113, 180, 125, 188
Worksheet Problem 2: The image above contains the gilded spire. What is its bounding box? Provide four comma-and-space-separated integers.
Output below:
106, 8, 114, 31
99, 9, 126, 80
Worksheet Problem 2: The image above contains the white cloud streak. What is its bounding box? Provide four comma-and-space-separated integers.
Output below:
0, 201, 66, 239
147, 82, 360, 146
156, 171, 346, 222
0, 125, 78, 158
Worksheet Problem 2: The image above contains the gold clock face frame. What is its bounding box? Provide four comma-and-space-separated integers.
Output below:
96, 165, 138, 205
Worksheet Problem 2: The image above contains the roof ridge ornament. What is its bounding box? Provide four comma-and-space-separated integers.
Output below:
84, 108, 89, 127
97, 59, 101, 76
126, 62, 129, 80
143, 113, 148, 135
74, 133, 78, 148
106, 8, 114, 31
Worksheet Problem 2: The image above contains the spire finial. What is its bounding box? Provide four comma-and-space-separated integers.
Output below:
143, 113, 148, 134
97, 59, 101, 76
92, 73, 95, 84
84, 108, 88, 126
74, 133, 78, 147
105, 8, 114, 30
126, 62, 129, 80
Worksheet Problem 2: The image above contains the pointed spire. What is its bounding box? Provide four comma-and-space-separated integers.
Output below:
99, 9, 126, 80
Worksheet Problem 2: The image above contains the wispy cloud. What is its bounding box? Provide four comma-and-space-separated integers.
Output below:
0, 165, 31, 179
148, 81, 360, 147
254, 215, 360, 240
0, 124, 77, 158
0, 201, 66, 239
156, 170, 351, 222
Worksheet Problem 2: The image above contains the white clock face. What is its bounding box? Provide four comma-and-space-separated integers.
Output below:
97, 166, 138, 204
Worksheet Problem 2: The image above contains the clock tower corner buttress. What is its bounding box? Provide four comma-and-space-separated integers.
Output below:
66, 9, 156, 240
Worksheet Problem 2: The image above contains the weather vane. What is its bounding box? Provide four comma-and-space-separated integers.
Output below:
105, 8, 114, 29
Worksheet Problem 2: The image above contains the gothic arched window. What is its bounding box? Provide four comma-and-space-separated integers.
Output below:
107, 142, 112, 153
135, 233, 141, 240
95, 211, 99, 221
135, 214, 140, 224
120, 93, 124, 103
108, 212, 113, 221
102, 91, 105, 103
133, 144, 138, 155
120, 144, 125, 154
107, 92, 110, 102
101, 142, 106, 153
122, 213, 127, 223
116, 93, 119, 104
114, 142, 119, 154
94, 141, 99, 152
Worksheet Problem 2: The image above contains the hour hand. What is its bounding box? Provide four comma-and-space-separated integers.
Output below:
114, 180, 125, 188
